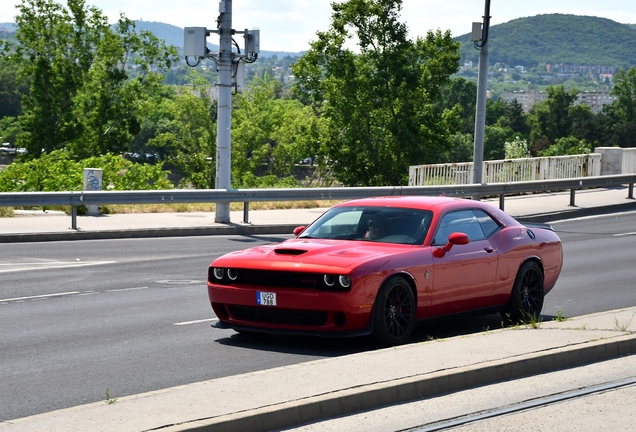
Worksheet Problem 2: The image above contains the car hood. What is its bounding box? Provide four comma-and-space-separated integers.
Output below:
211, 238, 415, 272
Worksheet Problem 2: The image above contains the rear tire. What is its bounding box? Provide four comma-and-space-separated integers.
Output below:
372, 276, 415, 346
502, 261, 544, 323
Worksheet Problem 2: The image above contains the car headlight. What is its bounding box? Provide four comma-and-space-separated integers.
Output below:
338, 275, 351, 288
324, 275, 336, 286
227, 268, 238, 280
213, 268, 225, 280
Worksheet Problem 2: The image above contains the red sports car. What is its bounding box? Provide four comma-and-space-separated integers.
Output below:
208, 196, 563, 346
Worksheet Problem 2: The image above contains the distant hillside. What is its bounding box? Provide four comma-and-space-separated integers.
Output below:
134, 20, 300, 58
457, 14, 636, 69
0, 22, 15, 32
0, 20, 299, 58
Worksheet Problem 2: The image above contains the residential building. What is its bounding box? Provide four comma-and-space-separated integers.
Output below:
576, 90, 617, 114
498, 90, 548, 112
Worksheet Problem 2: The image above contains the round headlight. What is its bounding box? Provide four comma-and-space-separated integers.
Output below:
324, 274, 336, 286
338, 275, 351, 288
213, 268, 225, 280
227, 269, 238, 281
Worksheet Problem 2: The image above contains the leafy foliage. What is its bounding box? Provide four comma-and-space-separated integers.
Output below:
0, 0, 178, 159
231, 76, 325, 188
293, 0, 461, 186
0, 149, 172, 192
146, 73, 216, 188
504, 137, 531, 159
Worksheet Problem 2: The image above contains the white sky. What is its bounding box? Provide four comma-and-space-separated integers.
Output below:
2, 0, 636, 52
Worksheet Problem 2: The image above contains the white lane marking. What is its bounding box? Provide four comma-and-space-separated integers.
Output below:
106, 287, 150, 293
614, 232, 636, 237
0, 261, 117, 274
0, 292, 81, 303
173, 318, 218, 326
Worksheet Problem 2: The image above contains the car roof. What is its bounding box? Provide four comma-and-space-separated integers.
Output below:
336, 196, 474, 211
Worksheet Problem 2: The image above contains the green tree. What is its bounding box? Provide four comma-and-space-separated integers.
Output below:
497, 99, 530, 138
610, 67, 636, 123
539, 136, 591, 156
0, 0, 178, 158
0, 116, 21, 145
232, 76, 325, 187
439, 77, 476, 135
0, 59, 28, 118
527, 85, 580, 152
292, 0, 461, 186
146, 74, 216, 188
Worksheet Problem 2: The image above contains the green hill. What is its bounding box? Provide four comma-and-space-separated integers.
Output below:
134, 20, 299, 58
457, 14, 636, 69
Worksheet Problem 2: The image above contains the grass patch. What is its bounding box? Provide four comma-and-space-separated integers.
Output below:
0, 206, 15, 217
554, 309, 569, 322
613, 312, 636, 332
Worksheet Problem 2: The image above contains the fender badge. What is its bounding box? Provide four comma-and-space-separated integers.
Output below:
424, 270, 430, 279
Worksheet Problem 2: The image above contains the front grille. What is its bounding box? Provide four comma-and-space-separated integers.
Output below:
209, 269, 349, 291
228, 305, 328, 327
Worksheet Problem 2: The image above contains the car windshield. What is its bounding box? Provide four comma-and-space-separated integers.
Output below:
298, 206, 433, 245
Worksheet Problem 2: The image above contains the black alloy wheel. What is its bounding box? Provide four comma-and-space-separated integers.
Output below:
503, 260, 544, 323
372, 276, 415, 346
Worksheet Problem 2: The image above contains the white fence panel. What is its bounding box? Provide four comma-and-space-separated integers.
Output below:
410, 154, 602, 186
408, 162, 473, 186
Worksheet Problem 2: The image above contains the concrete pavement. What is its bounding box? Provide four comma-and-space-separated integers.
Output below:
1, 186, 636, 431
1, 308, 635, 432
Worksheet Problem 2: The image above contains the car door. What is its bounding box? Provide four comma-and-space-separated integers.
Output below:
429, 209, 499, 316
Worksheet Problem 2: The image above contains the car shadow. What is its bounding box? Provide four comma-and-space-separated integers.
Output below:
214, 313, 514, 357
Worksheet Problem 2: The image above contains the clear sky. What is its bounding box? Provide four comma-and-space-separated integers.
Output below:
2, 0, 636, 52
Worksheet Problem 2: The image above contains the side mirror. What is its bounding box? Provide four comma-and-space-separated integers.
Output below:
432, 232, 470, 258
293, 226, 306, 236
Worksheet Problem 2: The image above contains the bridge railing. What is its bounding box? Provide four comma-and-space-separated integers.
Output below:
409, 154, 602, 186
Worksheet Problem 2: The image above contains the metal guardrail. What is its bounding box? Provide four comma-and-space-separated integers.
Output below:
1, 174, 635, 229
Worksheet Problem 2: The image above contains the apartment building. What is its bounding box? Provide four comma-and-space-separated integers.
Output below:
498, 90, 548, 112
576, 90, 617, 114
499, 89, 616, 114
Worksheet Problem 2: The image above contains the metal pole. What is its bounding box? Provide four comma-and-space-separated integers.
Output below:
215, 0, 233, 223
71, 205, 78, 230
472, 0, 491, 195
242, 202, 250, 224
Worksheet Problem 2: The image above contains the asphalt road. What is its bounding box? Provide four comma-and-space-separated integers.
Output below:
1, 211, 635, 421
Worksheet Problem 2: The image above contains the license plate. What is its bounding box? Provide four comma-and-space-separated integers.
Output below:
256, 291, 277, 306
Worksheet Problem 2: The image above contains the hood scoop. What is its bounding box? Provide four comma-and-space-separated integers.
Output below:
274, 248, 308, 256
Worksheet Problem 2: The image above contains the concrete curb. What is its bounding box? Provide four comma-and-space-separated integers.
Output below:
160, 334, 636, 432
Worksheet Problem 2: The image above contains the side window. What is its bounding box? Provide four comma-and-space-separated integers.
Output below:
474, 209, 501, 238
433, 210, 486, 244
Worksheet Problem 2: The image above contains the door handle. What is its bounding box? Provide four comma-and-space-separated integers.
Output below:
484, 246, 495, 253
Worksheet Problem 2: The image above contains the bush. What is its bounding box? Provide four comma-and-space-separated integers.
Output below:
0, 149, 173, 192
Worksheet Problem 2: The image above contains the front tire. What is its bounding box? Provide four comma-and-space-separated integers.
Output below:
372, 276, 415, 346
503, 261, 544, 323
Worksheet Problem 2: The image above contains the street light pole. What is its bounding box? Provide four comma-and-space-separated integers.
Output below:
215, 0, 233, 223
472, 0, 491, 191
